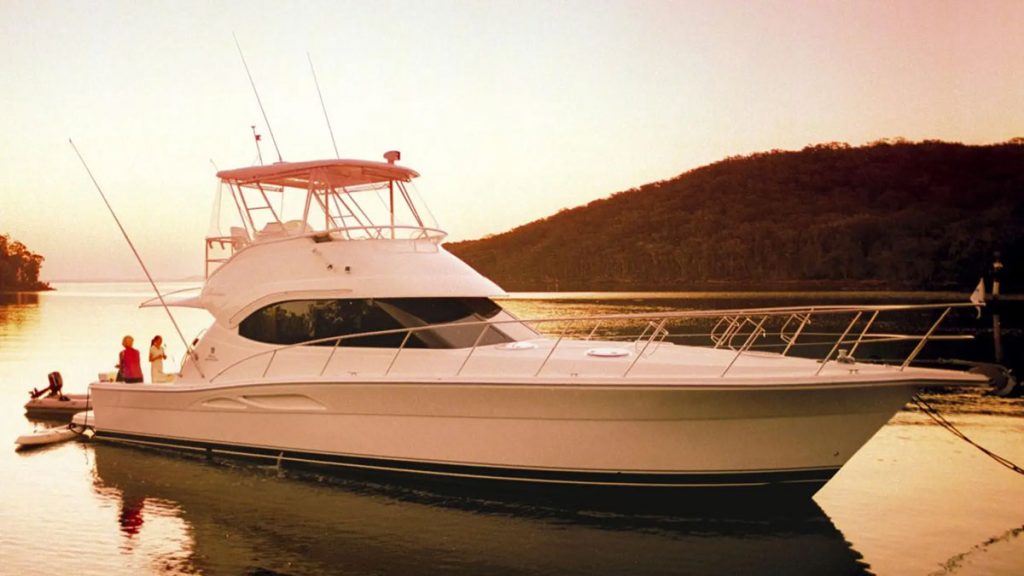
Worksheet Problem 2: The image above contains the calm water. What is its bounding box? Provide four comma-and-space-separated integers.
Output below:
1, 283, 1023, 575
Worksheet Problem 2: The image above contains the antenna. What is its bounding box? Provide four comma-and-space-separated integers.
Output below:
233, 33, 283, 163
250, 125, 264, 165
69, 139, 205, 379
308, 52, 340, 159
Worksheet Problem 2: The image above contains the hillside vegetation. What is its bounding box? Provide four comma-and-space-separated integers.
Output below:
0, 234, 49, 292
447, 140, 1024, 291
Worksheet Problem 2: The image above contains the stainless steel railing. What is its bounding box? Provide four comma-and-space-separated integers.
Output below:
206, 302, 979, 384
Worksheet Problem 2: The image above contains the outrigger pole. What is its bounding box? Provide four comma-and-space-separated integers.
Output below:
69, 140, 205, 379
308, 52, 340, 159
233, 33, 283, 164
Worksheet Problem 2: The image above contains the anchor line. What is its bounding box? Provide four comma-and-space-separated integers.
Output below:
928, 524, 1024, 576
912, 394, 1024, 476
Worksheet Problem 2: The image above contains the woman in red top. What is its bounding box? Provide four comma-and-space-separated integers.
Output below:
117, 335, 144, 383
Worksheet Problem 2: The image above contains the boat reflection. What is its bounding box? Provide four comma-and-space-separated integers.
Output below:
91, 444, 872, 575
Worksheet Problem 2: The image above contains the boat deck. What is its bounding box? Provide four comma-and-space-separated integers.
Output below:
174, 336, 983, 389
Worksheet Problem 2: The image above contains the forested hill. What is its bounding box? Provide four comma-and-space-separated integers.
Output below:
0, 234, 49, 292
447, 140, 1024, 291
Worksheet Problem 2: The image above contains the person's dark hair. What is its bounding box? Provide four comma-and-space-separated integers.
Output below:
151, 335, 162, 347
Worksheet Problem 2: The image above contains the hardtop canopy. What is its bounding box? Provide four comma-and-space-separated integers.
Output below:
216, 159, 419, 189
205, 155, 440, 278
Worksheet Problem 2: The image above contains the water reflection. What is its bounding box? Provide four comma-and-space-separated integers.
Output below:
0, 292, 40, 305
91, 444, 870, 576
117, 494, 146, 538
0, 292, 40, 345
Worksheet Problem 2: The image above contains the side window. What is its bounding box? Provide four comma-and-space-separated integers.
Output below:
237, 300, 314, 345
239, 300, 419, 348
238, 298, 519, 348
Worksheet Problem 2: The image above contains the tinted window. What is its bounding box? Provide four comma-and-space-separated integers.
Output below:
239, 298, 516, 348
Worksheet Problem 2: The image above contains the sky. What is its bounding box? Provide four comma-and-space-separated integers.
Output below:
1, 0, 1022, 281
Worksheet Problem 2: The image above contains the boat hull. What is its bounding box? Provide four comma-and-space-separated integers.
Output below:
88, 379, 917, 495
24, 394, 91, 418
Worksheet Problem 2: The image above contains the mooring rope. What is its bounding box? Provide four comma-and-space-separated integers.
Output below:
912, 394, 1024, 476
929, 524, 1024, 576
70, 387, 92, 437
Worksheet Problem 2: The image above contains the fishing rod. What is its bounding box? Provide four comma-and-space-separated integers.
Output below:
308, 52, 340, 159
233, 33, 283, 163
69, 140, 205, 379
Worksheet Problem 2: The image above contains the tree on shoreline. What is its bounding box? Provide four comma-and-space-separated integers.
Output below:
0, 234, 50, 292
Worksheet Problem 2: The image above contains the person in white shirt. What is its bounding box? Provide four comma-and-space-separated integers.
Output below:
149, 335, 175, 383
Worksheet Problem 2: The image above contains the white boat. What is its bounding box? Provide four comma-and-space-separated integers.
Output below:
84, 154, 985, 497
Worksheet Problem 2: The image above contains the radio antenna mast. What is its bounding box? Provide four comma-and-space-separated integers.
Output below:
250, 125, 264, 165
308, 52, 340, 159
233, 33, 282, 163
69, 139, 205, 379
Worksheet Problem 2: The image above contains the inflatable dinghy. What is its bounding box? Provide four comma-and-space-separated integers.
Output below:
24, 372, 90, 417
24, 394, 91, 417
15, 425, 78, 449
15, 411, 93, 449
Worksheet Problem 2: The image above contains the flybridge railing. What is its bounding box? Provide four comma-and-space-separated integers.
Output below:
204, 224, 448, 277
314, 224, 448, 242
207, 224, 446, 247
206, 302, 979, 384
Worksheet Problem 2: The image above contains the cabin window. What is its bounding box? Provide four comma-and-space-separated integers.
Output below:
238, 297, 521, 348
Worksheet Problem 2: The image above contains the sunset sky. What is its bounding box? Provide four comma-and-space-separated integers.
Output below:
1, 0, 1022, 281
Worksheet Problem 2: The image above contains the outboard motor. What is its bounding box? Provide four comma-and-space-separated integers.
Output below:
29, 371, 67, 400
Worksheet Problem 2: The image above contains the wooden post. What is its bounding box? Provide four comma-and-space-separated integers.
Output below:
992, 252, 1004, 363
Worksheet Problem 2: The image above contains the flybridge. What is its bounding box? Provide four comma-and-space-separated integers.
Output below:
205, 153, 445, 277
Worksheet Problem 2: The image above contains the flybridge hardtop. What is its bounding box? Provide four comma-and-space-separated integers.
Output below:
215, 158, 420, 188
204, 152, 451, 271
209, 153, 437, 250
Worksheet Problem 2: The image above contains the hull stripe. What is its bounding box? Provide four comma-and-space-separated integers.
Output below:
95, 430, 838, 489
